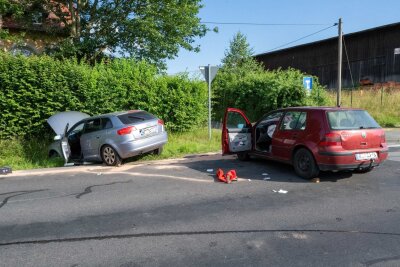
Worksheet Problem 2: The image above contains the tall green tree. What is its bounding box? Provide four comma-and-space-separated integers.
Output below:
220, 31, 263, 73
212, 32, 327, 121
212, 32, 263, 119
3, 0, 209, 68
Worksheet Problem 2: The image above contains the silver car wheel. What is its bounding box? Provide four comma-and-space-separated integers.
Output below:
101, 145, 121, 166
103, 147, 115, 164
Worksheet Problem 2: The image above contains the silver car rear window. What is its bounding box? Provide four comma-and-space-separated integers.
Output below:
327, 110, 380, 130
118, 111, 156, 125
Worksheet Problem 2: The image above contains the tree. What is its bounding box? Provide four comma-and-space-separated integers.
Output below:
4, 0, 208, 67
212, 32, 263, 119
212, 32, 328, 121
220, 31, 263, 73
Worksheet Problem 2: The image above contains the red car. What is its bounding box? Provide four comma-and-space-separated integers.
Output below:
222, 107, 388, 179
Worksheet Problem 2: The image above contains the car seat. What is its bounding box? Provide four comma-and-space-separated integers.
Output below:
289, 120, 298, 130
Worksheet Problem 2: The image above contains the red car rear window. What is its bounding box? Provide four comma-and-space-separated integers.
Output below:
327, 110, 380, 130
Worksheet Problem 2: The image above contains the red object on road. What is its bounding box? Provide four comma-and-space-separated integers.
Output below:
226, 170, 237, 181
216, 169, 237, 183
216, 168, 227, 183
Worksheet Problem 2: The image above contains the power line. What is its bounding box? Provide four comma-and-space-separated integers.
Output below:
202, 21, 331, 26
261, 23, 337, 54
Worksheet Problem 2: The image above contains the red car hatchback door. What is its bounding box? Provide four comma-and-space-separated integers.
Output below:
222, 108, 252, 155
325, 110, 385, 154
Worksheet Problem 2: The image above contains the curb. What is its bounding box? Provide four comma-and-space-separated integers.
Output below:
3, 152, 222, 177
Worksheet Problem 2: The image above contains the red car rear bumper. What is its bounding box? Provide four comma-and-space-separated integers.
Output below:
316, 148, 388, 171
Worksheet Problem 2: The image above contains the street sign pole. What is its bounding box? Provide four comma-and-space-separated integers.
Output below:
199, 65, 220, 140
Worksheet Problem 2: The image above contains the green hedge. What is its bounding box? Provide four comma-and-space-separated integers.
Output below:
0, 52, 207, 138
212, 68, 329, 122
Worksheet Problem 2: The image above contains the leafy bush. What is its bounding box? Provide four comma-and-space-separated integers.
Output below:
0, 52, 207, 138
212, 67, 328, 122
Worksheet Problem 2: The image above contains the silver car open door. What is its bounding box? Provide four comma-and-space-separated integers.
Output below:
60, 123, 72, 165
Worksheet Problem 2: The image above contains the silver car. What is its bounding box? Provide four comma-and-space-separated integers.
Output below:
47, 110, 168, 166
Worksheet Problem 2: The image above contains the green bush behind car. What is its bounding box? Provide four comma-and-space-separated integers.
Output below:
0, 52, 207, 138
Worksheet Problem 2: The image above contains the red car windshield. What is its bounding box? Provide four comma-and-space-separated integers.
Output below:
327, 110, 380, 130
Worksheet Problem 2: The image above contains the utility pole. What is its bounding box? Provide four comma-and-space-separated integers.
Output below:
337, 18, 343, 107
207, 64, 212, 140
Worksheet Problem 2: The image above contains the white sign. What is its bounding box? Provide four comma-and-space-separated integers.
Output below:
395, 48, 400, 55
199, 65, 220, 84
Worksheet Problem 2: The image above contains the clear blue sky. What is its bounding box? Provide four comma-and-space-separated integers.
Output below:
166, 0, 400, 75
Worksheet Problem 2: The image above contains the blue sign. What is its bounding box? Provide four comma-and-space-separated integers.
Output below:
303, 77, 313, 91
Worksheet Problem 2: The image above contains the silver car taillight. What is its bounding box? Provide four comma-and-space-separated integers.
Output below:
117, 126, 136, 135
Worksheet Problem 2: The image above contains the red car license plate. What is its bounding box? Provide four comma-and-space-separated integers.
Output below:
355, 152, 378, 161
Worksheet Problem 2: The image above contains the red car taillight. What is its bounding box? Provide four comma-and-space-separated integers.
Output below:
158, 119, 164, 125
117, 126, 136, 135
319, 132, 342, 146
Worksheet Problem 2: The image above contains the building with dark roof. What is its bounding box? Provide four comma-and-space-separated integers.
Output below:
254, 22, 400, 89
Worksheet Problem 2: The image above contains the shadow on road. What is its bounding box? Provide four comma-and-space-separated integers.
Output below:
180, 154, 354, 184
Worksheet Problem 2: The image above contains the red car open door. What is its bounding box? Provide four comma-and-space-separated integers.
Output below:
222, 108, 252, 155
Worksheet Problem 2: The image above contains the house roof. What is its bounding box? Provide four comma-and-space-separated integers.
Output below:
255, 22, 400, 58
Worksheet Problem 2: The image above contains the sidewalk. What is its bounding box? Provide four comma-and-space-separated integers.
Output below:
385, 128, 400, 146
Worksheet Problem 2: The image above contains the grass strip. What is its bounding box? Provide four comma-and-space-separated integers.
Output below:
0, 128, 221, 171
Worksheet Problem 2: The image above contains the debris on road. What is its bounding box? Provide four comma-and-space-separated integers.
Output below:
216, 168, 227, 183
263, 177, 271, 180
97, 173, 102, 176
248, 179, 252, 181
216, 169, 238, 184
273, 189, 288, 194
311, 178, 320, 183
226, 170, 237, 182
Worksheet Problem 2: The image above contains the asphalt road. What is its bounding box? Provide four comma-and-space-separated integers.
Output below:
0, 148, 400, 267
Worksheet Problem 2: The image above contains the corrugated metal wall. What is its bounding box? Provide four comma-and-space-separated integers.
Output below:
255, 23, 400, 89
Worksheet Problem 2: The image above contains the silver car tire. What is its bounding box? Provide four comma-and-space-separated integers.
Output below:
101, 145, 122, 166
154, 146, 164, 156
